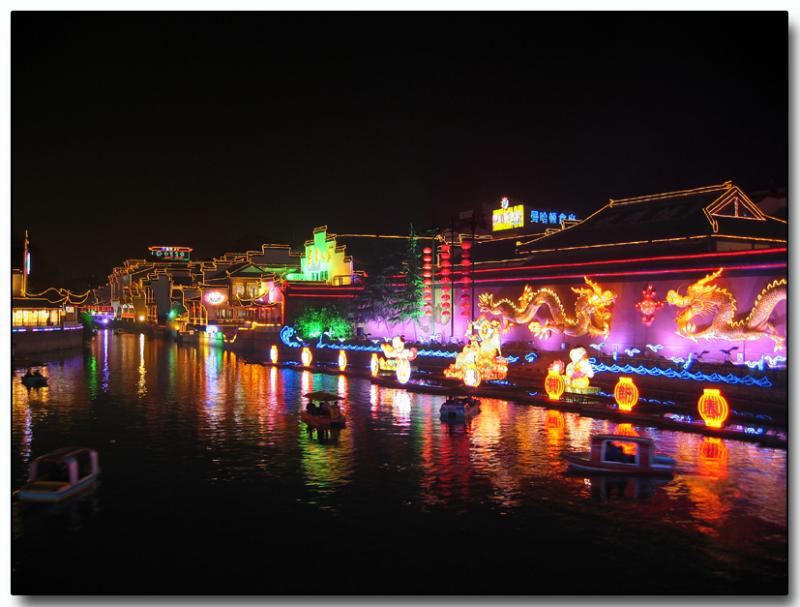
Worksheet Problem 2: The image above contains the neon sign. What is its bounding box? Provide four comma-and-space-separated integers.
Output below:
205, 292, 226, 305
148, 246, 192, 261
529, 210, 577, 225
492, 197, 524, 231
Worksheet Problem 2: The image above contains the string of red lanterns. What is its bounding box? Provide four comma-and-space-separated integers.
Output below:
439, 243, 451, 323
422, 246, 433, 317
459, 240, 471, 318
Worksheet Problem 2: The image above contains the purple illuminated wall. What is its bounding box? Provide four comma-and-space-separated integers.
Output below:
362, 273, 786, 365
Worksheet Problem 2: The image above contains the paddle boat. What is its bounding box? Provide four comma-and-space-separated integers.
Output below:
440, 395, 481, 421
21, 368, 48, 388
16, 448, 100, 503
563, 434, 676, 477
300, 391, 347, 430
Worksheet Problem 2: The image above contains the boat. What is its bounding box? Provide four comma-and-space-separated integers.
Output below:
21, 369, 48, 388
440, 395, 481, 421
300, 391, 347, 430
113, 328, 123, 335
16, 448, 100, 503
563, 434, 676, 476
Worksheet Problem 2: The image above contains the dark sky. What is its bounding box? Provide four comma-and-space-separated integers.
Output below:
12, 11, 788, 290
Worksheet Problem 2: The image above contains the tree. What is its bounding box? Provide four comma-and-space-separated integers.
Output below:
352, 255, 397, 336
389, 225, 424, 329
294, 305, 353, 341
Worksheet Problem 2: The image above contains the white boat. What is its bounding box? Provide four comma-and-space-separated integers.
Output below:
16, 448, 100, 503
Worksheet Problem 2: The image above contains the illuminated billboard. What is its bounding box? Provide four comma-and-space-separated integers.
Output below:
492, 197, 525, 231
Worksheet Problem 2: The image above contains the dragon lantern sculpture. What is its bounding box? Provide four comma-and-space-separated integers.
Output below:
444, 316, 508, 387
477, 277, 616, 339
666, 268, 787, 351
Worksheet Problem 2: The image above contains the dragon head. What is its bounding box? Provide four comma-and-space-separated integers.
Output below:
571, 277, 617, 337
666, 268, 727, 340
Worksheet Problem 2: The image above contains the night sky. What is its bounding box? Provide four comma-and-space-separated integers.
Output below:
12, 11, 787, 290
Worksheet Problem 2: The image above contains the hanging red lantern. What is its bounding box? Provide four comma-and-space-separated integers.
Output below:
614, 377, 639, 412
698, 389, 729, 429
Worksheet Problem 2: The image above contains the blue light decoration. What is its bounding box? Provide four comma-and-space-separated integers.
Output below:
589, 343, 605, 352
645, 344, 664, 353
589, 357, 773, 388
669, 353, 696, 371
506, 355, 520, 364
486, 379, 512, 386
624, 348, 641, 357
25, 252, 31, 275
596, 390, 676, 406
524, 352, 539, 363
731, 354, 787, 371
277, 326, 458, 359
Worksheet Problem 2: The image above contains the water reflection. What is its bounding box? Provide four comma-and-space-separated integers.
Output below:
10, 333, 787, 590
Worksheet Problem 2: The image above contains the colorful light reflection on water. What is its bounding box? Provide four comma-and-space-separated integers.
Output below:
11, 331, 787, 594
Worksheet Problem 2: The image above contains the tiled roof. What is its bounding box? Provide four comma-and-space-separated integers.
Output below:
517, 182, 786, 255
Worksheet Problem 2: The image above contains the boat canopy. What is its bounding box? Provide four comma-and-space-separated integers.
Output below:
592, 434, 653, 445
304, 391, 343, 401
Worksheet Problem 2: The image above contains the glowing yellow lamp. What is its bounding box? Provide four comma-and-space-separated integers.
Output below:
614, 377, 639, 412
545, 368, 566, 401
698, 388, 729, 429
270, 345, 278, 365
338, 350, 348, 372
301, 347, 312, 367
370, 353, 379, 377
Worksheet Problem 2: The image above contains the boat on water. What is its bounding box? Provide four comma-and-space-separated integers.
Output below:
16, 448, 100, 503
300, 391, 347, 430
563, 434, 676, 477
440, 395, 481, 421
21, 368, 48, 388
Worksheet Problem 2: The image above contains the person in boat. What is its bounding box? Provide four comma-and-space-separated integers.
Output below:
307, 401, 320, 415
318, 402, 331, 417
33, 369, 43, 378
329, 403, 341, 420
605, 441, 625, 463
24, 368, 33, 378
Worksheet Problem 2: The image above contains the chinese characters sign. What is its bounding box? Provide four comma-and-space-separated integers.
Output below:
530, 210, 577, 225
492, 197, 525, 231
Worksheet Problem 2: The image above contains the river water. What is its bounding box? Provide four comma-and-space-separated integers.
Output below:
11, 331, 787, 594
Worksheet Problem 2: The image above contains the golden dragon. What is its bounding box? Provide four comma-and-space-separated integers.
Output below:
477, 277, 616, 339
666, 268, 786, 351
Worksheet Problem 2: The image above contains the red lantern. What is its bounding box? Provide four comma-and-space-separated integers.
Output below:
460, 241, 472, 251
422, 247, 432, 254
545, 369, 566, 401
614, 377, 639, 412
698, 389, 729, 429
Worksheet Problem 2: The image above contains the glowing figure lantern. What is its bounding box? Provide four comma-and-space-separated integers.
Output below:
544, 360, 566, 401
444, 316, 508, 387
270, 345, 278, 365
338, 350, 348, 372
379, 336, 418, 384
301, 347, 313, 367
697, 388, 729, 429
565, 347, 594, 391
613, 376, 639, 412
370, 353, 379, 377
